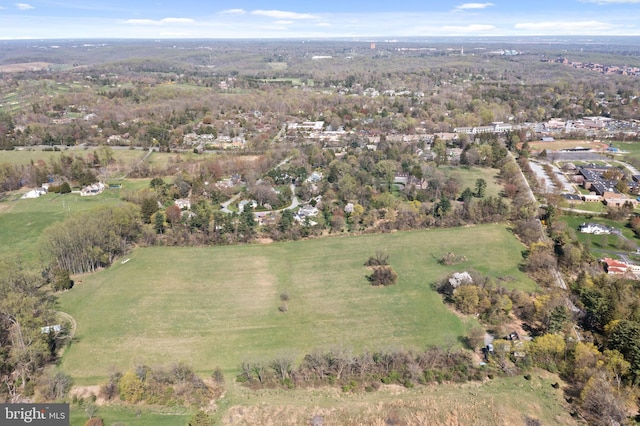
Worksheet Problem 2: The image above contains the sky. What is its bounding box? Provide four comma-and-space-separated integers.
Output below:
1, 1, 640, 39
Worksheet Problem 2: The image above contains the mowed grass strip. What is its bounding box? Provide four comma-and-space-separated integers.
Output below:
58, 224, 535, 383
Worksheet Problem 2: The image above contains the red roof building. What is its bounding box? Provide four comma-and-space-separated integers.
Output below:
601, 258, 629, 275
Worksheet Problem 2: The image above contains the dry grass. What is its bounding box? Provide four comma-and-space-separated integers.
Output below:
217, 373, 576, 426
527, 139, 609, 153
0, 62, 52, 72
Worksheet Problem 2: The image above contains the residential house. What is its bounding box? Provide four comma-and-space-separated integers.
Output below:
174, 198, 191, 210
601, 258, 629, 275
21, 188, 47, 199
579, 223, 611, 235
80, 182, 105, 196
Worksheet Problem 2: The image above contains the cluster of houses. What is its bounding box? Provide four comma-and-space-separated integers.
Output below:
543, 57, 640, 78
285, 121, 348, 144
183, 133, 247, 150
21, 181, 107, 199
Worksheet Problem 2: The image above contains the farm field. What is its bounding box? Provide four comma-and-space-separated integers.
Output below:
58, 223, 536, 384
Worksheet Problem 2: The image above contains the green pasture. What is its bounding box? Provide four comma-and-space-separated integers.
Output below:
565, 201, 606, 214
0, 147, 146, 167
69, 405, 189, 426
0, 149, 70, 165
0, 190, 127, 266
144, 150, 218, 170
440, 166, 503, 199
58, 223, 536, 383
614, 140, 640, 160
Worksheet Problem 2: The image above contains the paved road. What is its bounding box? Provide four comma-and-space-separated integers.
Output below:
220, 192, 242, 213
222, 184, 299, 218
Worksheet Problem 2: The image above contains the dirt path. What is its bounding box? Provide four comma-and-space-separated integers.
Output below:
57, 311, 77, 340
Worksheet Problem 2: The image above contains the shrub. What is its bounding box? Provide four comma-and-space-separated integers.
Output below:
38, 370, 73, 400
364, 251, 389, 266
368, 265, 398, 286
212, 367, 224, 384
118, 370, 145, 403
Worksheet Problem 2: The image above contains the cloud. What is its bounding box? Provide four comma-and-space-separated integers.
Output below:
515, 20, 614, 31
251, 10, 318, 20
124, 18, 194, 25
316, 23, 331, 27
274, 20, 294, 25
442, 24, 496, 32
220, 9, 246, 15
15, 3, 34, 10
455, 3, 495, 11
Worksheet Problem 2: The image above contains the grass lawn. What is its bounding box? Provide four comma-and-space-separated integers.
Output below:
567, 201, 607, 214
0, 147, 148, 167
441, 166, 503, 199
58, 223, 536, 384
69, 405, 189, 426
0, 190, 128, 266
613, 140, 640, 160
559, 215, 639, 252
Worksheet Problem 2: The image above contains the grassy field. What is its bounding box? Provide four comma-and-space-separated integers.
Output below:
69, 405, 189, 426
0, 147, 146, 166
67, 372, 575, 426
0, 189, 129, 265
214, 371, 576, 425
559, 215, 639, 253
441, 166, 503, 199
613, 140, 640, 160
528, 139, 609, 153
58, 223, 536, 384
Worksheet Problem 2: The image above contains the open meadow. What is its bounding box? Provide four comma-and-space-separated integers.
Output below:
527, 139, 609, 153
0, 190, 128, 265
67, 372, 575, 426
58, 223, 536, 384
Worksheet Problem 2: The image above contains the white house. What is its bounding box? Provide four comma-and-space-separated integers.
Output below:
174, 198, 191, 210
80, 182, 105, 196
21, 188, 47, 199
579, 223, 611, 235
